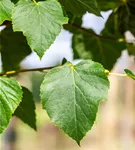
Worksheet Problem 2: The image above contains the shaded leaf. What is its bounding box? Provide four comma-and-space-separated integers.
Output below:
12, 0, 68, 58
72, 29, 125, 70
97, 0, 122, 11
0, 0, 14, 24
61, 57, 68, 65
0, 25, 31, 72
40, 60, 109, 144
11, 0, 19, 4
72, 12, 126, 70
0, 77, 22, 133
117, 2, 135, 36
59, 0, 101, 17
127, 43, 135, 56
14, 87, 36, 130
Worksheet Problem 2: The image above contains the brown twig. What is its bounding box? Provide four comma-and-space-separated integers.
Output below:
69, 23, 127, 43
0, 66, 57, 76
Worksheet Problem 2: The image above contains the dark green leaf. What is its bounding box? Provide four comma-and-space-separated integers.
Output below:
101, 12, 124, 38
0, 77, 22, 134
0, 0, 14, 24
72, 29, 125, 70
117, 2, 135, 36
12, 0, 68, 58
72, 12, 126, 70
0, 25, 31, 72
14, 87, 36, 130
97, 0, 122, 11
124, 69, 135, 80
11, 0, 19, 4
61, 58, 68, 65
59, 0, 101, 17
127, 43, 135, 56
40, 60, 109, 144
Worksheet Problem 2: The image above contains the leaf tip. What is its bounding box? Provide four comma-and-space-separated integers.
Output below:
76, 140, 81, 146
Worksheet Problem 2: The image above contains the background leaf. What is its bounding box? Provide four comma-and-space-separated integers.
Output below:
97, 0, 122, 11
12, 0, 68, 58
72, 29, 125, 70
0, 77, 22, 134
127, 43, 135, 56
0, 24, 31, 72
72, 12, 126, 70
0, 0, 14, 24
40, 60, 109, 144
59, 0, 101, 17
117, 2, 135, 37
14, 87, 36, 130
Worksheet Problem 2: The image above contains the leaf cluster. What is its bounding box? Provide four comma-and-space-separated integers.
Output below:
0, 0, 135, 145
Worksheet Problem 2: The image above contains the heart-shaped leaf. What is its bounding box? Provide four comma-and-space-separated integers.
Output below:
12, 0, 68, 58
40, 60, 109, 144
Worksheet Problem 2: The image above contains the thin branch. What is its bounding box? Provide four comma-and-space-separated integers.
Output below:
0, 66, 128, 78
0, 66, 57, 76
69, 23, 128, 43
109, 72, 127, 77
105, 69, 127, 77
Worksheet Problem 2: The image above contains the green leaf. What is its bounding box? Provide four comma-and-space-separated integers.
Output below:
117, 2, 135, 37
0, 0, 14, 24
11, 0, 19, 4
0, 25, 31, 72
61, 57, 68, 65
124, 69, 135, 80
97, 0, 122, 11
127, 43, 135, 56
101, 12, 123, 38
59, 0, 101, 17
0, 77, 22, 134
12, 0, 68, 58
40, 60, 109, 144
72, 29, 125, 70
72, 12, 126, 70
14, 87, 36, 130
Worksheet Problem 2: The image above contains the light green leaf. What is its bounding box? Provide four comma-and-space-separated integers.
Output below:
0, 77, 22, 134
124, 69, 135, 80
14, 87, 36, 130
0, 0, 14, 24
40, 60, 109, 144
12, 0, 68, 58
59, 0, 101, 17
0, 24, 31, 72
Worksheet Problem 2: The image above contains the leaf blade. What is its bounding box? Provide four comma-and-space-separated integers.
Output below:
14, 87, 36, 130
0, 77, 22, 133
59, 0, 101, 17
0, 24, 31, 72
40, 60, 109, 144
12, 0, 68, 58
0, 0, 14, 24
